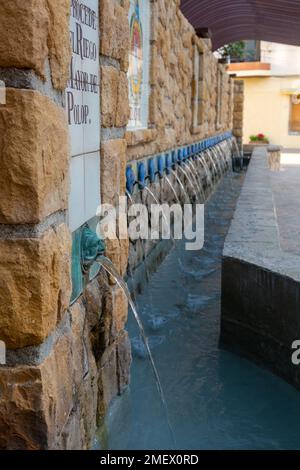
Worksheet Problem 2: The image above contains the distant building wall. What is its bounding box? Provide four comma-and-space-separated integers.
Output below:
261, 41, 300, 76
242, 76, 300, 148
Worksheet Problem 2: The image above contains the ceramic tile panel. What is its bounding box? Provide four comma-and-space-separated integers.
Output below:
128, 0, 151, 130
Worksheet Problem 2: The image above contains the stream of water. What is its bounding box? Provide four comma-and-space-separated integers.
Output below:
97, 170, 300, 451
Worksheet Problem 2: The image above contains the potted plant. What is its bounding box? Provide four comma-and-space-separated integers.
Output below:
217, 41, 245, 63
249, 133, 270, 145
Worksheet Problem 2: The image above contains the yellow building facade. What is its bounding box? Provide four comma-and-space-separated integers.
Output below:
228, 42, 300, 149
242, 76, 300, 148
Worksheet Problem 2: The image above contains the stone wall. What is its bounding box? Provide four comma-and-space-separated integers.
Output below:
0, 0, 131, 450
0, 0, 237, 450
232, 80, 244, 152
0, 0, 74, 450
125, 0, 233, 162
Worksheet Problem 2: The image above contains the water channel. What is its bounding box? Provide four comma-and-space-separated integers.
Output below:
97, 169, 300, 451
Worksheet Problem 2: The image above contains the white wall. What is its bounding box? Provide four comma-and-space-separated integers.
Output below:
261, 41, 300, 76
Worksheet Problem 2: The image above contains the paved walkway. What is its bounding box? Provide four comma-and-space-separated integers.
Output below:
224, 147, 300, 281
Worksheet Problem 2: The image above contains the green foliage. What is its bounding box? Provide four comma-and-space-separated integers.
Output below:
250, 133, 269, 143
218, 41, 245, 60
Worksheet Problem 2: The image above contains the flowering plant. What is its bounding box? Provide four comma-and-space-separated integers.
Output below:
250, 133, 269, 144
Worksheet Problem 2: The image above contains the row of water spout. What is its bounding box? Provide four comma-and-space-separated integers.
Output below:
126, 137, 234, 207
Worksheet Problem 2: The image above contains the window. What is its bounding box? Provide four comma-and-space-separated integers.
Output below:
128, 0, 151, 130
243, 40, 261, 62
192, 42, 205, 132
289, 95, 300, 134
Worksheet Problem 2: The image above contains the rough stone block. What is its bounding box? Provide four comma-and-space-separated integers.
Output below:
116, 330, 131, 394
100, 0, 130, 71
0, 0, 48, 78
0, 223, 71, 349
125, 129, 157, 148
101, 67, 129, 128
234, 102, 244, 113
100, 271, 129, 341
98, 343, 118, 419
0, 333, 73, 450
0, 297, 102, 450
105, 237, 129, 285
83, 275, 110, 362
111, 287, 128, 337
116, 71, 130, 128
66, 301, 98, 449
233, 111, 243, 121
234, 128, 243, 138
84, 278, 104, 330
0, 89, 70, 224
237, 92, 244, 101
46, 0, 72, 90
0, 0, 71, 90
101, 65, 119, 128
100, 139, 127, 205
